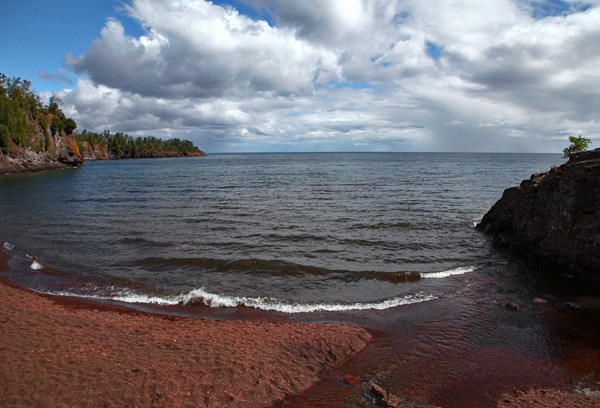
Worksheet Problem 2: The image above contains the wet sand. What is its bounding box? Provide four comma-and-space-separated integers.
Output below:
0, 250, 371, 407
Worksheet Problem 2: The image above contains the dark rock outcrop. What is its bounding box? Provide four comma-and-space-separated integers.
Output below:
477, 149, 600, 279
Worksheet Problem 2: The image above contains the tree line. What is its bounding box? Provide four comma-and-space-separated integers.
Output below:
75, 129, 203, 157
0, 74, 53, 154
0, 73, 203, 157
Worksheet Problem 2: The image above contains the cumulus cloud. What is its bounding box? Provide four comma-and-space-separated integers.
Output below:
68, 1, 341, 99
59, 0, 600, 152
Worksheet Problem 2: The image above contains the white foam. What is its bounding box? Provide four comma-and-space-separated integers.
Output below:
46, 287, 437, 313
176, 288, 438, 313
30, 260, 44, 270
3, 241, 14, 251
47, 290, 181, 306
421, 266, 475, 279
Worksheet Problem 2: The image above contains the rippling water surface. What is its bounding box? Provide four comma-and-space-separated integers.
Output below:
5, 152, 600, 407
0, 152, 563, 314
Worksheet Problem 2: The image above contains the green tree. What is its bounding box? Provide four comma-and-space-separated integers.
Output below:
0, 124, 10, 154
48, 95, 62, 114
63, 118, 77, 134
50, 115, 62, 136
563, 135, 592, 158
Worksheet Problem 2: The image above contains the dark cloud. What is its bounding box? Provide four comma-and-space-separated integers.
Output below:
38, 71, 73, 85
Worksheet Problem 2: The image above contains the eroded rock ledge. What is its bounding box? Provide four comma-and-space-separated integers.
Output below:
477, 148, 600, 279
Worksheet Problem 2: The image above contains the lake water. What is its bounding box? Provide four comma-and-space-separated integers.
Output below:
0, 153, 562, 313
4, 152, 600, 407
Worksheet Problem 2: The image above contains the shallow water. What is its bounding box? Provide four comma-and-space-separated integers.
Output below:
2, 152, 600, 407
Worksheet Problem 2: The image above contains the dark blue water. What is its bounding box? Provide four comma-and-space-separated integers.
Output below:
0, 152, 563, 315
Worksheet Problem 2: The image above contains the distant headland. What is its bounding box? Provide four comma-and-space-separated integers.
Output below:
0, 73, 204, 175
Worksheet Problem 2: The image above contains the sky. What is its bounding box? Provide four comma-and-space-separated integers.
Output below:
1, 0, 599, 153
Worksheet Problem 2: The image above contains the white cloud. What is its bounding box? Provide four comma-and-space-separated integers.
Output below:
68, 0, 341, 99
59, 0, 600, 152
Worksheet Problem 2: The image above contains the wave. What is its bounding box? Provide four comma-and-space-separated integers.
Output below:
131, 256, 475, 283
3, 241, 14, 251
470, 218, 481, 228
132, 257, 343, 276
421, 266, 475, 279
30, 260, 44, 270
46, 287, 437, 313
177, 289, 438, 313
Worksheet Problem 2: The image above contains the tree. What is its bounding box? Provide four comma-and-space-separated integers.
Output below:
48, 95, 62, 114
0, 124, 10, 154
63, 118, 77, 134
563, 135, 592, 158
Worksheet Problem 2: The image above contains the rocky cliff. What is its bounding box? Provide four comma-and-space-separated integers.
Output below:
0, 111, 83, 174
79, 143, 205, 160
0, 74, 204, 175
477, 149, 600, 279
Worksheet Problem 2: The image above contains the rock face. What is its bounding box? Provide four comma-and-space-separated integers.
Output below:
0, 112, 83, 174
79, 142, 205, 161
477, 148, 600, 279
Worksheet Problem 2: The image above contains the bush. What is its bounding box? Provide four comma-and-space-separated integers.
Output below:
563, 135, 592, 158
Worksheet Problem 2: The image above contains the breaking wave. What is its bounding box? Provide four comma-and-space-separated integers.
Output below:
421, 266, 475, 279
47, 287, 437, 314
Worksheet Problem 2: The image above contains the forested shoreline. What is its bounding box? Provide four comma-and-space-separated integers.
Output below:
0, 73, 204, 174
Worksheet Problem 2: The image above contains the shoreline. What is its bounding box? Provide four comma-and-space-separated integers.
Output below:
0, 153, 204, 175
0, 250, 371, 407
2, 249, 599, 407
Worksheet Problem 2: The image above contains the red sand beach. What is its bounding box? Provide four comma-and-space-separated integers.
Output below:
2, 248, 600, 408
0, 251, 371, 407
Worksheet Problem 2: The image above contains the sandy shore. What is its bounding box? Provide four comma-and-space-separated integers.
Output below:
0, 251, 371, 408
495, 387, 600, 408
2, 248, 599, 408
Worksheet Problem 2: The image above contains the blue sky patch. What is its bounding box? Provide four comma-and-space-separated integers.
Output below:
426, 41, 444, 60
321, 81, 376, 90
523, 0, 593, 18
393, 11, 410, 24
211, 0, 275, 26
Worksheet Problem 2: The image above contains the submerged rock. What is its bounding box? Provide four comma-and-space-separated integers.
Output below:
370, 383, 403, 408
562, 302, 583, 310
504, 301, 521, 311
477, 149, 600, 281
342, 374, 360, 386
